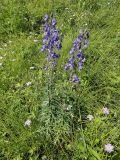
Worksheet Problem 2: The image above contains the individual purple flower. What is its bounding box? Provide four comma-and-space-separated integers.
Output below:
103, 107, 109, 115
70, 47, 75, 55
64, 63, 73, 70
54, 41, 62, 50
84, 39, 88, 48
104, 144, 114, 153
44, 14, 48, 21
72, 75, 80, 83
44, 22, 49, 33
52, 18, 57, 26
41, 45, 46, 52
76, 50, 84, 60
68, 56, 74, 64
86, 31, 89, 39
51, 52, 60, 59
78, 61, 83, 70
56, 42, 62, 50
52, 30, 59, 41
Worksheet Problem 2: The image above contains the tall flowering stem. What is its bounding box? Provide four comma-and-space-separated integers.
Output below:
41, 15, 62, 107
64, 30, 89, 83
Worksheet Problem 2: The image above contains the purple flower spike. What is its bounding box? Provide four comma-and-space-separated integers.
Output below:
72, 75, 80, 83
44, 14, 48, 21
52, 18, 57, 26
41, 15, 62, 67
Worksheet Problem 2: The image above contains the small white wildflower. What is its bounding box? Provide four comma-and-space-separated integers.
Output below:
11, 59, 16, 62
0, 63, 3, 67
4, 44, 7, 47
66, 105, 72, 111
30, 66, 35, 70
9, 40, 12, 43
87, 115, 94, 121
80, 138, 83, 141
42, 155, 47, 160
70, 114, 74, 118
33, 39, 38, 42
26, 81, 32, 86
104, 144, 114, 153
0, 56, 3, 60
103, 107, 109, 115
24, 119, 32, 126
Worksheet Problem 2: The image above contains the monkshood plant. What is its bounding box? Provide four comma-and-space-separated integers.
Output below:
41, 15, 89, 110
41, 15, 62, 107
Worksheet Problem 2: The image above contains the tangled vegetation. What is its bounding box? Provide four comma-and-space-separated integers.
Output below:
0, 0, 120, 159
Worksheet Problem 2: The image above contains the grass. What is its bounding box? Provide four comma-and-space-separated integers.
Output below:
0, 0, 120, 159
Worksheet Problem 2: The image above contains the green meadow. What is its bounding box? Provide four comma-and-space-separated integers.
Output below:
0, 0, 120, 159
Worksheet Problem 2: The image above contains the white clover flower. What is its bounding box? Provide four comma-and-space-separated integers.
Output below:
26, 81, 32, 86
0, 56, 3, 60
24, 119, 32, 126
104, 144, 114, 153
0, 63, 3, 67
33, 39, 38, 42
30, 66, 35, 70
87, 115, 94, 121
103, 107, 109, 115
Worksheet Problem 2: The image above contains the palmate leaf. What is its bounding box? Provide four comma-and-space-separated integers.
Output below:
87, 146, 101, 160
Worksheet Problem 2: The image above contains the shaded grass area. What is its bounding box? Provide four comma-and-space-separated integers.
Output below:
0, 0, 120, 159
